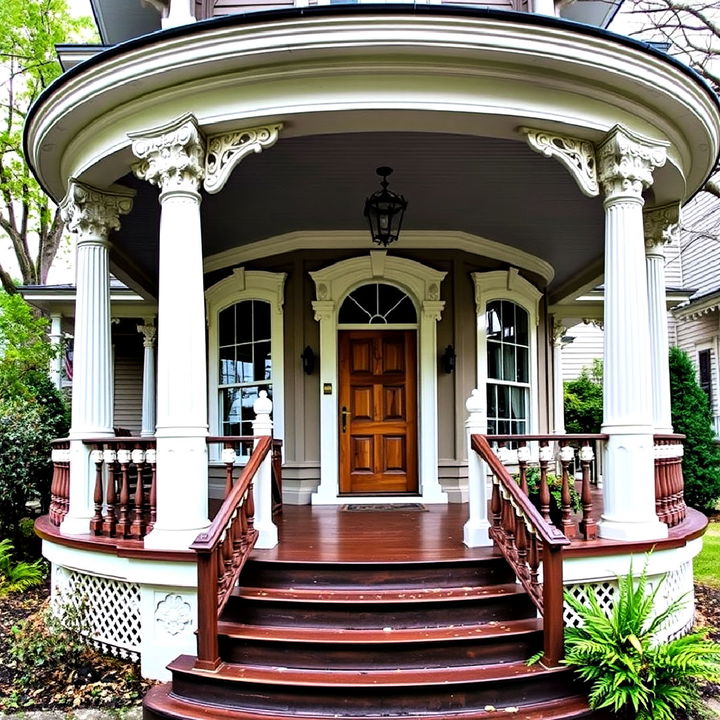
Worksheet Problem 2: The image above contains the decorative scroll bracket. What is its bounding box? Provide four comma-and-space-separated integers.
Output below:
519, 127, 599, 197
204, 123, 283, 194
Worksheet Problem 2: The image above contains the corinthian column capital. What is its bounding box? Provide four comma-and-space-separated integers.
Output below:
129, 113, 205, 195
60, 180, 134, 241
597, 125, 667, 202
644, 202, 681, 253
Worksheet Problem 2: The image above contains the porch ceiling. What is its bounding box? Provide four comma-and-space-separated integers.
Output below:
113, 131, 604, 298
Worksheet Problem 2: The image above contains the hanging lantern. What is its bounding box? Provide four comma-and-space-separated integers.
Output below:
363, 166, 407, 247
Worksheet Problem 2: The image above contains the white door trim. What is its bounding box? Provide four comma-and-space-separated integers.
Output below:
310, 251, 446, 504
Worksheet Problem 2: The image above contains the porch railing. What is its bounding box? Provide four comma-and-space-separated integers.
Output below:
471, 434, 570, 666
654, 434, 686, 528
49, 439, 71, 526
83, 437, 158, 539
191, 434, 272, 670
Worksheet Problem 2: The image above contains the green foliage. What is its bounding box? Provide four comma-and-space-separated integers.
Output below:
563, 561, 720, 719
0, 0, 95, 292
694, 522, 720, 587
514, 466, 582, 521
0, 539, 44, 595
669, 347, 720, 511
563, 359, 603, 434
0, 291, 69, 538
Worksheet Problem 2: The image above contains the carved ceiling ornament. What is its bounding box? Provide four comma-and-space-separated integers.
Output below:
644, 202, 681, 250
60, 179, 134, 240
519, 127, 598, 197
596, 125, 667, 201
129, 113, 205, 193
204, 123, 283, 194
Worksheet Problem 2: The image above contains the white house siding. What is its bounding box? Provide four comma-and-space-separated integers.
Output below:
113, 351, 144, 436
561, 322, 604, 381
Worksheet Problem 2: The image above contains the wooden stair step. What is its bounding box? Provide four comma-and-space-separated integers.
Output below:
217, 617, 542, 643
232, 582, 521, 603
168, 654, 565, 688
144, 683, 603, 720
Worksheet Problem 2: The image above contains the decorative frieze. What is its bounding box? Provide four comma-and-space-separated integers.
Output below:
60, 180, 134, 241
204, 123, 282, 194
130, 114, 205, 194
597, 125, 667, 201
520, 127, 598, 197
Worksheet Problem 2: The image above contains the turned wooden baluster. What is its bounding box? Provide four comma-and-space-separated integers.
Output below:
558, 441, 576, 538
528, 532, 540, 593
49, 448, 61, 525
517, 442, 530, 495
222, 444, 236, 497
538, 440, 552, 524
490, 480, 502, 529
147, 448, 157, 531
515, 516, 530, 581
578, 441, 597, 540
57, 447, 70, 522
115, 448, 132, 538
90, 448, 105, 534
502, 495, 517, 562
130, 448, 146, 538
102, 448, 118, 536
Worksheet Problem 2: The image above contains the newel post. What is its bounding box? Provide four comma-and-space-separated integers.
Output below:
463, 389, 492, 547
252, 391, 278, 549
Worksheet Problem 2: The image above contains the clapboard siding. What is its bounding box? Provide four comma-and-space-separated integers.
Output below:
561, 322, 603, 381
679, 193, 720, 298
113, 350, 144, 436
675, 311, 720, 421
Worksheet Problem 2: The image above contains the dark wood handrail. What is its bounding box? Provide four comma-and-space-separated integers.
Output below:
471, 435, 570, 549
471, 434, 569, 667
190, 435, 272, 670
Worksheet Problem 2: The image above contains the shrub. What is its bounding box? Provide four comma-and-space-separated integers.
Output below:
563, 561, 720, 719
0, 538, 45, 595
669, 346, 720, 511
563, 359, 603, 434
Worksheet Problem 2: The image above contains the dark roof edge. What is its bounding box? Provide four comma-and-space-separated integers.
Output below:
24, 4, 720, 197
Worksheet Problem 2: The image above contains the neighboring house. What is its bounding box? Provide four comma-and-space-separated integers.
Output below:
23, 0, 719, 717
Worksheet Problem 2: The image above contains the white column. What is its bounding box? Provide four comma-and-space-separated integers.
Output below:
59, 180, 134, 535
252, 390, 278, 548
531, 0, 556, 15
644, 204, 679, 434
131, 114, 210, 550
49, 314, 63, 390
597, 126, 668, 541
137, 320, 157, 437
463, 389, 492, 547
552, 318, 566, 435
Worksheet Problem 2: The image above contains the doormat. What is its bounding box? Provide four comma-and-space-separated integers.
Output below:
341, 503, 427, 512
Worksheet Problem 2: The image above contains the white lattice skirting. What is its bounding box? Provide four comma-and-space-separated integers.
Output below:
53, 566, 142, 661
563, 560, 695, 642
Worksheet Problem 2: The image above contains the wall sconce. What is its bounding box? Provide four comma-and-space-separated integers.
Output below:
441, 345, 456, 374
363, 166, 408, 247
301, 346, 316, 375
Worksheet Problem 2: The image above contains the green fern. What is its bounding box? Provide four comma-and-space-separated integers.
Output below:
563, 559, 720, 719
0, 538, 44, 595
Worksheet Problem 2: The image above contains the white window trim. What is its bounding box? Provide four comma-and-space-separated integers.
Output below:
206, 268, 286, 461
473, 268, 542, 435
310, 251, 446, 504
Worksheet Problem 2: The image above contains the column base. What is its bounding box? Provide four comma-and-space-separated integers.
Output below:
255, 523, 279, 549
598, 517, 668, 542
144, 525, 209, 551
60, 514, 94, 536
463, 520, 492, 548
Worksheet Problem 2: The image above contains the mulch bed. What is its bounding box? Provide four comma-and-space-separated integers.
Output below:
1, 580, 719, 713
0, 582, 154, 712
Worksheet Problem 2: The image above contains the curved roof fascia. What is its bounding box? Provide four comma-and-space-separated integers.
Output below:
25, 6, 720, 202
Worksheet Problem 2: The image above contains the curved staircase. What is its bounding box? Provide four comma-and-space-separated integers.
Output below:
144, 553, 603, 720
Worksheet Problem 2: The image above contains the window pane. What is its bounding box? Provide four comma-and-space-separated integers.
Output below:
254, 301, 271, 342
497, 384, 509, 417
516, 346, 529, 383
339, 283, 416, 324
487, 340, 501, 380
236, 344, 254, 383
222, 387, 243, 426
487, 302, 501, 340
513, 420, 527, 435
487, 384, 497, 418
254, 340, 272, 381
502, 300, 516, 344
502, 345, 516, 382
510, 386, 526, 420
497, 420, 510, 435
235, 301, 253, 345
219, 307, 234, 347
219, 346, 235, 385
516, 306, 529, 346
488, 419, 497, 434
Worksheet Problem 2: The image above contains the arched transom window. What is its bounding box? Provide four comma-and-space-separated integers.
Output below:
339, 283, 417, 324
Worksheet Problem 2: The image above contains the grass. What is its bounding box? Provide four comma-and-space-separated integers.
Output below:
695, 521, 720, 587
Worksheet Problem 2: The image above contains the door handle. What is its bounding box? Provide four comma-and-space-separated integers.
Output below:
341, 406, 349, 433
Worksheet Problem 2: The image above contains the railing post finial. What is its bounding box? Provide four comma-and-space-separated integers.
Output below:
464, 389, 492, 548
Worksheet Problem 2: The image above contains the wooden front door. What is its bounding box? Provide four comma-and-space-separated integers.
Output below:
339, 330, 417, 494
